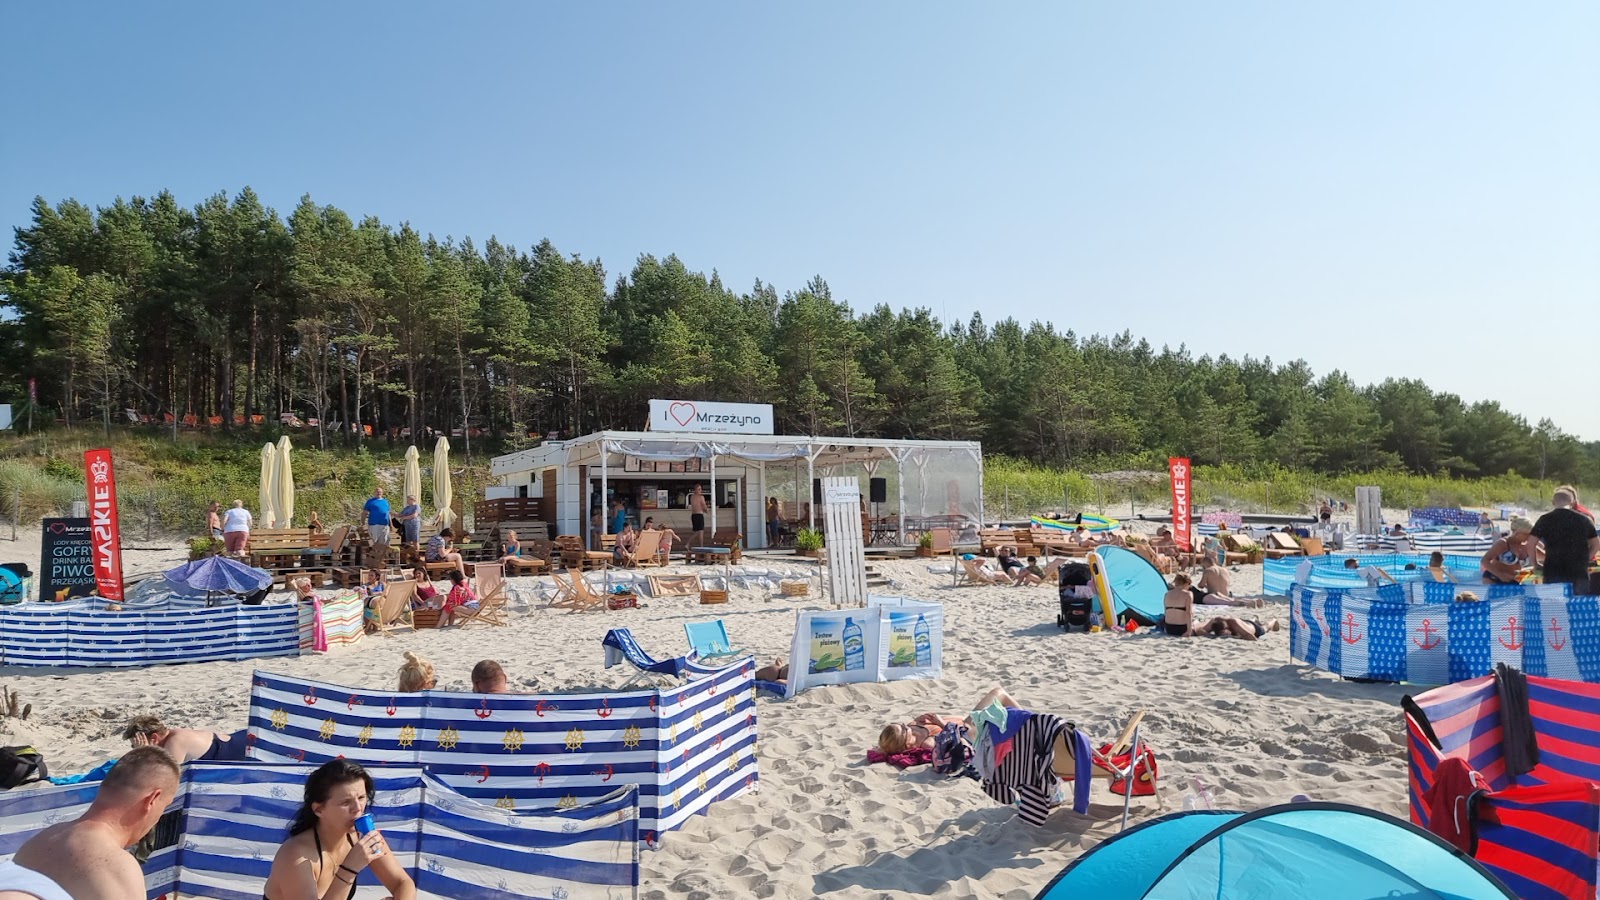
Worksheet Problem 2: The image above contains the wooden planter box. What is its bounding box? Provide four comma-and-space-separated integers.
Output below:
795, 550, 821, 558
915, 547, 935, 558
700, 589, 729, 605
779, 580, 809, 597
412, 609, 441, 629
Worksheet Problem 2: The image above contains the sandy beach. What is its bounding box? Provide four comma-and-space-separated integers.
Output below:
0, 527, 1414, 900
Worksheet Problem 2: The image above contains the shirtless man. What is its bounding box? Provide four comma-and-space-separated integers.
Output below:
123, 714, 246, 763
0, 746, 180, 900
1194, 559, 1260, 608
689, 484, 709, 549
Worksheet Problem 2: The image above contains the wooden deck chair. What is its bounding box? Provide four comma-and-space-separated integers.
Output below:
955, 558, 1008, 587
929, 527, 956, 557
1052, 709, 1150, 790
546, 572, 579, 609
630, 530, 663, 568
372, 579, 416, 635
458, 563, 509, 627
549, 571, 606, 612
647, 574, 700, 597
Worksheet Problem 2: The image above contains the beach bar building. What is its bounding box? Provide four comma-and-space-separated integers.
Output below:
487, 402, 983, 549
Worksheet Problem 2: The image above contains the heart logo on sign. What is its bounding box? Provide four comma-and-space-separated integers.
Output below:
669, 402, 696, 427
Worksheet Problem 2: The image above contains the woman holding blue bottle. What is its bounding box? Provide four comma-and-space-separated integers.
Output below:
263, 759, 415, 900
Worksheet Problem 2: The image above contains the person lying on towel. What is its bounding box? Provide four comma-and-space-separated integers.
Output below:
1163, 577, 1278, 640
124, 714, 248, 764
877, 686, 1020, 755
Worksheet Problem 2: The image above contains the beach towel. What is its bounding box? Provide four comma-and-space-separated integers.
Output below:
1423, 757, 1487, 854
866, 747, 933, 769
979, 710, 1070, 825
1494, 663, 1539, 777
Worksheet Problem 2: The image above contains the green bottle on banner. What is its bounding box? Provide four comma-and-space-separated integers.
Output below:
843, 618, 864, 671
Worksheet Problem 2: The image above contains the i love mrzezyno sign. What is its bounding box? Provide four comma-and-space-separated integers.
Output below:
648, 399, 775, 435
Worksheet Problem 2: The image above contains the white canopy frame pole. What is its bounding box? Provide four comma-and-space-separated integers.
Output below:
709, 453, 717, 537
892, 448, 908, 547
973, 447, 986, 530
600, 442, 610, 547
758, 461, 768, 549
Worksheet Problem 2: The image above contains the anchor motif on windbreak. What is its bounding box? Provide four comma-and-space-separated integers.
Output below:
474, 698, 493, 720
596, 698, 613, 719
1414, 619, 1441, 650
303, 687, 317, 706
385, 697, 398, 716
475, 765, 491, 783
1500, 617, 1524, 651
534, 762, 551, 785
594, 763, 615, 783
1550, 618, 1567, 651
346, 694, 363, 710
1341, 613, 1363, 645
535, 699, 558, 718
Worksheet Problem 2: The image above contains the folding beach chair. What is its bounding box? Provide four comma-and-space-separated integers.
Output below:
548, 571, 606, 612
955, 558, 1008, 587
370, 579, 416, 635
458, 563, 509, 627
629, 530, 664, 568
602, 627, 691, 687
684, 619, 749, 665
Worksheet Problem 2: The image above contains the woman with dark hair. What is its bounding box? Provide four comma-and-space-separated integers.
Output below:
262, 759, 415, 900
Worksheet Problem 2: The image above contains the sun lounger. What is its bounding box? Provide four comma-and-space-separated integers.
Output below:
548, 571, 606, 612
647, 574, 700, 598
602, 627, 692, 687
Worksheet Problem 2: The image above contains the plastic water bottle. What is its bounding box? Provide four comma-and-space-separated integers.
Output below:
842, 618, 864, 671
914, 615, 931, 667
1182, 778, 1215, 811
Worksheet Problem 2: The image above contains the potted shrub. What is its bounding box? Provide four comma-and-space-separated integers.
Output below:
794, 527, 824, 558
188, 536, 222, 561
915, 531, 935, 557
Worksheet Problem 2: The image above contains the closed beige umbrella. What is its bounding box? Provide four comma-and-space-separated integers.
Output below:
274, 435, 295, 528
404, 445, 422, 511
258, 443, 278, 528
432, 436, 455, 529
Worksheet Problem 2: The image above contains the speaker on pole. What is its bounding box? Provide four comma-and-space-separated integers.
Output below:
869, 477, 887, 504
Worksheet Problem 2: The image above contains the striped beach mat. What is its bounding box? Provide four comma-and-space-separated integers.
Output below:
0, 762, 638, 899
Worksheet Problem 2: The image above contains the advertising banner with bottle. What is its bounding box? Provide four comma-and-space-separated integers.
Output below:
784, 598, 944, 697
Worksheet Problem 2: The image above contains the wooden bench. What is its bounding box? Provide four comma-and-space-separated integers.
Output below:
556, 535, 610, 572
504, 539, 553, 576
686, 531, 742, 565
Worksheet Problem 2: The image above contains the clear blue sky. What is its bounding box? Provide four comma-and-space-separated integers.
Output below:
5, 2, 1597, 437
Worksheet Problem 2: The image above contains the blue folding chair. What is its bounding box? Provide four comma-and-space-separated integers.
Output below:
683, 619, 748, 665
602, 628, 691, 687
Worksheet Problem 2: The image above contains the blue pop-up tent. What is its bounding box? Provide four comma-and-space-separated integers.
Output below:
1035, 803, 1514, 900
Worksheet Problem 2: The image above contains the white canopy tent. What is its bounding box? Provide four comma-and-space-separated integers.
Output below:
488, 431, 984, 549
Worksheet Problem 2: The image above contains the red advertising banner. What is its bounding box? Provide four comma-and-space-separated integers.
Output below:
84, 449, 125, 600
1169, 457, 1192, 553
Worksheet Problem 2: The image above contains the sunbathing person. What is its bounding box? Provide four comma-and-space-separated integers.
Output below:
754, 658, 788, 686
1011, 555, 1047, 586
498, 529, 524, 565
411, 567, 440, 608
1, 747, 180, 900
643, 518, 678, 560
397, 651, 436, 692
438, 569, 478, 627
612, 523, 638, 566
1163, 573, 1198, 636
1194, 559, 1259, 607
124, 714, 248, 763
1192, 616, 1280, 641
262, 759, 415, 900
877, 686, 1022, 754
425, 527, 465, 575
291, 576, 320, 604
471, 659, 508, 693
1481, 517, 1536, 584
995, 545, 1023, 574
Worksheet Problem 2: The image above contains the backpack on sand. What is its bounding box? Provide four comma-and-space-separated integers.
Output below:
0, 745, 47, 789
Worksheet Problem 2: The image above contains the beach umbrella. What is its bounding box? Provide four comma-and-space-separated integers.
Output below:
433, 436, 455, 528
404, 445, 422, 511
258, 443, 278, 528
275, 435, 295, 528
164, 556, 273, 595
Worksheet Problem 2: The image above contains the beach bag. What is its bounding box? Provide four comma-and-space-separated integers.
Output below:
931, 723, 973, 776
0, 745, 47, 789
1100, 742, 1157, 797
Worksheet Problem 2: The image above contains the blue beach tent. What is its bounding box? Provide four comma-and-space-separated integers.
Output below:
1034, 803, 1515, 900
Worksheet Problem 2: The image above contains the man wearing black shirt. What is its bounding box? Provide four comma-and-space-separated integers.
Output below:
1531, 489, 1599, 594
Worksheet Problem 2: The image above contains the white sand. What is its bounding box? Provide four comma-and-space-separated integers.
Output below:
0, 530, 1414, 900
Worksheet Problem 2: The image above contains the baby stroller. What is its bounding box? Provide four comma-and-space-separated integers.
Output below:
1057, 561, 1095, 631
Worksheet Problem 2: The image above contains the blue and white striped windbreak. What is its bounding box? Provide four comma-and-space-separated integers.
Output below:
0, 762, 639, 899
247, 658, 759, 847
0, 598, 300, 667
